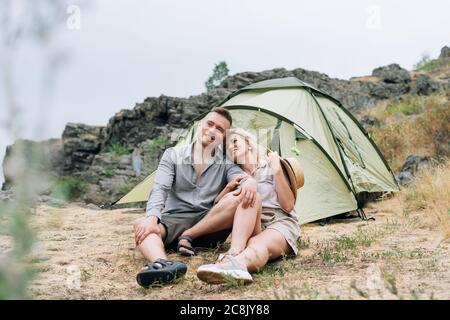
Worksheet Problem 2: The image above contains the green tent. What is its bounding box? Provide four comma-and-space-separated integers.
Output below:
115, 77, 399, 224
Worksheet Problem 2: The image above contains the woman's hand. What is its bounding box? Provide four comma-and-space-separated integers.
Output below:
266, 151, 282, 175
267, 151, 296, 212
226, 175, 246, 191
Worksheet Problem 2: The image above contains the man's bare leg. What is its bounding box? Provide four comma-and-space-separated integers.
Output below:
134, 219, 189, 288
133, 218, 167, 266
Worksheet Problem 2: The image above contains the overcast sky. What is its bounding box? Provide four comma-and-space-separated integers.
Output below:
1, 0, 449, 184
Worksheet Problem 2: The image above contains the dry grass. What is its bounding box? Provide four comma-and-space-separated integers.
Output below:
364, 89, 450, 240
1, 191, 445, 300
367, 92, 450, 171
401, 160, 450, 239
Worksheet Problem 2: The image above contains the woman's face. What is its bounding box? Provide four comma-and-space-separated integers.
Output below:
227, 133, 248, 164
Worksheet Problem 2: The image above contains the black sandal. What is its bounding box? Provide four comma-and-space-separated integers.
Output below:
136, 258, 187, 288
177, 235, 195, 257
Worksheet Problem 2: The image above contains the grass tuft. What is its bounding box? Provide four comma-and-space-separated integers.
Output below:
103, 165, 115, 178
49, 176, 87, 201
414, 54, 450, 72
106, 142, 130, 156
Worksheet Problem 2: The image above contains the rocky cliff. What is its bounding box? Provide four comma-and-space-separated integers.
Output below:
2, 46, 449, 206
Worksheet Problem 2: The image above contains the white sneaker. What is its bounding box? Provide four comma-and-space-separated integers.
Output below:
197, 254, 253, 285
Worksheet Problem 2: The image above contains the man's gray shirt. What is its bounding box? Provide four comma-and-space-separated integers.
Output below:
146, 142, 244, 219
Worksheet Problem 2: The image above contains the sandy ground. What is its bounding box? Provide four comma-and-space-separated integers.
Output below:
3, 196, 449, 300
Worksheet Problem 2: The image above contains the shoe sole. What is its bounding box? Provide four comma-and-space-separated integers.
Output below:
197, 269, 253, 285
137, 266, 187, 288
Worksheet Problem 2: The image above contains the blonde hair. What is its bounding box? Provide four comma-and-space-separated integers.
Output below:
227, 128, 266, 163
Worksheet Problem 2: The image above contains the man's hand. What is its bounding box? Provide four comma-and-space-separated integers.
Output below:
134, 216, 161, 246
233, 177, 257, 209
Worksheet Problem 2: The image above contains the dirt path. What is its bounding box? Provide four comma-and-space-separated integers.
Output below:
8, 196, 449, 300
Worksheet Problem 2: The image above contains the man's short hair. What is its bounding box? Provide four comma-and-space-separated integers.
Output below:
209, 107, 232, 126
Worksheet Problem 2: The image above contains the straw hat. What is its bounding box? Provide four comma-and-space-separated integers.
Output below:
280, 157, 304, 200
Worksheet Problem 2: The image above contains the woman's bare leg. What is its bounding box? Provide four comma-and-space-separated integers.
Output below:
178, 193, 241, 254
233, 228, 291, 272
251, 205, 262, 237
228, 195, 262, 255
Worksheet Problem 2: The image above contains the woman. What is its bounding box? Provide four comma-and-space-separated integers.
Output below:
197, 128, 304, 284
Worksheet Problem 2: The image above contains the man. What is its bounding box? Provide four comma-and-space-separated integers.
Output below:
133, 107, 257, 288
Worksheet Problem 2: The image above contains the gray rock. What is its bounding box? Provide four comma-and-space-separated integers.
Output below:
395, 155, 433, 186
0, 189, 14, 202
394, 171, 415, 186
372, 64, 411, 84
104, 90, 230, 149
412, 74, 441, 95
61, 123, 105, 173
91, 153, 115, 166
400, 155, 432, 174
370, 82, 410, 99
2, 139, 63, 190
99, 177, 127, 194
118, 155, 131, 166
360, 115, 380, 129
219, 67, 384, 112
439, 46, 450, 59
82, 184, 104, 205
170, 128, 189, 143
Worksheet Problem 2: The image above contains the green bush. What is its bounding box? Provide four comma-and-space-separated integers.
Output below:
106, 142, 130, 156
386, 96, 425, 116
50, 176, 87, 201
414, 54, 449, 72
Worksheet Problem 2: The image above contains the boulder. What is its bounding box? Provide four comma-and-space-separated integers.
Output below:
412, 74, 441, 95
400, 155, 432, 173
2, 138, 63, 190
439, 46, 450, 59
360, 115, 380, 129
372, 64, 411, 84
370, 82, 410, 99
394, 171, 414, 187
394, 155, 433, 185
